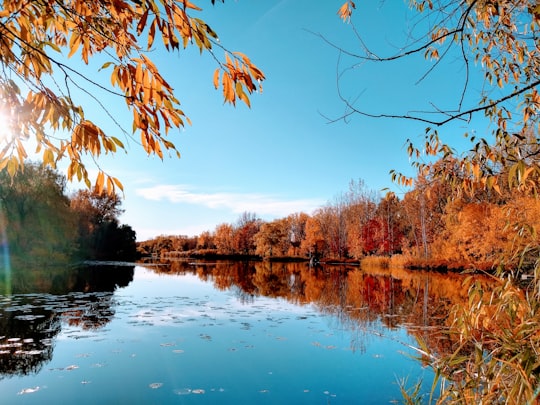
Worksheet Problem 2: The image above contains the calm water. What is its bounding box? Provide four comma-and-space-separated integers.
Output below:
0, 261, 468, 404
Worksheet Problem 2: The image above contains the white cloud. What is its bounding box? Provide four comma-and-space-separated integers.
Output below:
135, 184, 323, 217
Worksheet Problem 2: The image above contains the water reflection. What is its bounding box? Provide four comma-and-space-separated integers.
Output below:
149, 259, 494, 357
0, 265, 133, 379
0, 259, 493, 386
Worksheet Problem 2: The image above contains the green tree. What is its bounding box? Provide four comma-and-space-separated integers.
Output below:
0, 162, 77, 266
0, 0, 265, 191
70, 188, 136, 260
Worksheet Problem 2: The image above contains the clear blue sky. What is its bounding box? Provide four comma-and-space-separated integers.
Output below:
64, 1, 491, 240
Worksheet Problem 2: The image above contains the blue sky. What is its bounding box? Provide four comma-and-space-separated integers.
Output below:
63, 1, 492, 240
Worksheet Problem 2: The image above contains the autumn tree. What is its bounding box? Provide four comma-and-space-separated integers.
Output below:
214, 223, 234, 255
0, 0, 265, 192
342, 179, 378, 259
336, 1, 539, 194
254, 218, 290, 258
374, 193, 405, 255
287, 212, 309, 256
431, 195, 540, 271
401, 165, 453, 259
301, 213, 327, 259
196, 230, 215, 251
335, 2, 540, 402
233, 212, 261, 256
303, 203, 348, 260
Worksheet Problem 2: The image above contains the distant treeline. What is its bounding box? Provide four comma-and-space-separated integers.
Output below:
0, 162, 137, 268
138, 160, 540, 273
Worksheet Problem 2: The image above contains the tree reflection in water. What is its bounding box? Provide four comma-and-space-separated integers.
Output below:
0, 265, 134, 378
0, 259, 495, 385
149, 259, 494, 359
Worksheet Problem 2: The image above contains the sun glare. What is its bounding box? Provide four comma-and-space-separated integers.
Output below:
0, 108, 15, 143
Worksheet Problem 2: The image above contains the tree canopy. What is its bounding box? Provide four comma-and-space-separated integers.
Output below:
0, 161, 137, 266
337, 0, 539, 194
0, 0, 265, 192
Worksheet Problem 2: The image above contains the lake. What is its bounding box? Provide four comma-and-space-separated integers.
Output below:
0, 260, 479, 404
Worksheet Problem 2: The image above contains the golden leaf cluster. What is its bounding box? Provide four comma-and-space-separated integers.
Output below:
0, 0, 265, 193
337, 1, 356, 23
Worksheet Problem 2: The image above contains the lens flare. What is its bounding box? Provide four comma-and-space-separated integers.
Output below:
0, 105, 17, 144
0, 202, 11, 295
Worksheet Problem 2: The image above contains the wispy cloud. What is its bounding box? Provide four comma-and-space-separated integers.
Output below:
135, 184, 323, 217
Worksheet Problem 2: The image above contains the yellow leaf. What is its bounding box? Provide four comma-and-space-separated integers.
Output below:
111, 137, 125, 149
7, 157, 18, 178
112, 176, 124, 192
107, 176, 113, 193
96, 171, 104, 194
148, 18, 157, 49
337, 1, 355, 23
181, 1, 202, 11
137, 9, 150, 35
135, 63, 143, 86
68, 33, 81, 58
222, 73, 235, 105
472, 163, 480, 179
43, 148, 55, 167
235, 82, 250, 108
213, 68, 220, 89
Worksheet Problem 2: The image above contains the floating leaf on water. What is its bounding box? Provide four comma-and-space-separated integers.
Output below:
14, 314, 45, 321
174, 388, 192, 395
160, 342, 175, 347
148, 383, 163, 389
65, 365, 79, 371
18, 386, 41, 395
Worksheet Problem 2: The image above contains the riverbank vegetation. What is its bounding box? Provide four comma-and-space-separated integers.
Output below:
138, 166, 540, 276
0, 162, 138, 268
138, 153, 540, 403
